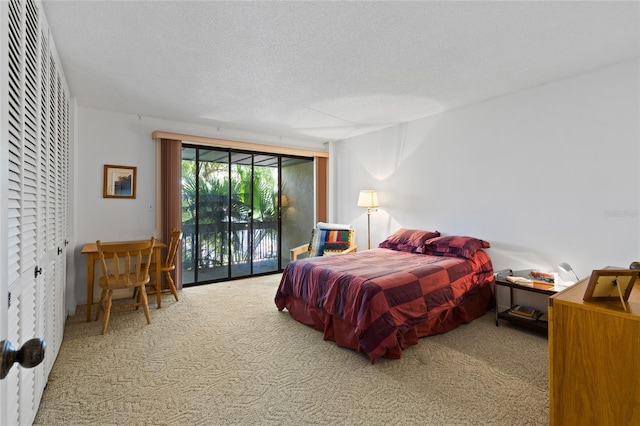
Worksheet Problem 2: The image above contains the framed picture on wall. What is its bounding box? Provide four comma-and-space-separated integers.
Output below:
103, 164, 137, 199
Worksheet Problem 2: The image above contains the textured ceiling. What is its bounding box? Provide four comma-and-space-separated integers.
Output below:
42, 1, 639, 143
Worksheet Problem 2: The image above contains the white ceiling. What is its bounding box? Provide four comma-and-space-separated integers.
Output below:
41, 1, 639, 143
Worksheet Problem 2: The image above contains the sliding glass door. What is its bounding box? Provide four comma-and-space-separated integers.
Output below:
181, 145, 313, 285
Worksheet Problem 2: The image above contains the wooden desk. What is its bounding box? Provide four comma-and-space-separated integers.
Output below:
81, 240, 166, 322
549, 276, 640, 425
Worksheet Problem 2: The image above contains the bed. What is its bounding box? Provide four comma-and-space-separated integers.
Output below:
275, 230, 494, 363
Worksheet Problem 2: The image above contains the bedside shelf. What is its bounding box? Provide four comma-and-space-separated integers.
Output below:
494, 272, 558, 333
497, 308, 549, 332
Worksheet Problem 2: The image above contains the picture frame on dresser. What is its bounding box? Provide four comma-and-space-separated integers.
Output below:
583, 269, 638, 311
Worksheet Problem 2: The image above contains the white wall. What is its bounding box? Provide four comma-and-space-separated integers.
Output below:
72, 106, 325, 307
331, 59, 640, 309
71, 59, 639, 312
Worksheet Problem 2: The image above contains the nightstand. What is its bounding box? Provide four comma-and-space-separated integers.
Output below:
494, 270, 559, 332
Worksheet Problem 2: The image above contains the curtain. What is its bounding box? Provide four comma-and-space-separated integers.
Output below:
160, 138, 183, 289
316, 156, 327, 223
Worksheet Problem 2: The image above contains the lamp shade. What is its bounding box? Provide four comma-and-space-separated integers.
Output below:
558, 262, 579, 281
357, 190, 379, 208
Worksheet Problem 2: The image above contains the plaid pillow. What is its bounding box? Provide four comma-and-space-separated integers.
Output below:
421, 235, 490, 259
378, 228, 440, 253
308, 229, 351, 257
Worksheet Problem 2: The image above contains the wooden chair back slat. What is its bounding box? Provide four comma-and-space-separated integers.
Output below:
144, 228, 182, 307
164, 229, 182, 269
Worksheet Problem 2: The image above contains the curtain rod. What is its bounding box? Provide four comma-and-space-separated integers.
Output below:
152, 131, 329, 158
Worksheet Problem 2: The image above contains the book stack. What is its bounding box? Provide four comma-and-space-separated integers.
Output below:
529, 271, 555, 284
509, 304, 541, 320
504, 274, 555, 290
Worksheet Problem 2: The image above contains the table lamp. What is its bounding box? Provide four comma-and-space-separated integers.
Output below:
558, 262, 579, 281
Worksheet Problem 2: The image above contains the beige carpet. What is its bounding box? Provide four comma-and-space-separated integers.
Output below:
34, 274, 549, 425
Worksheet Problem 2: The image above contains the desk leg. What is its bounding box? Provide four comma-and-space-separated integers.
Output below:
86, 254, 95, 322
155, 247, 162, 309
494, 280, 498, 326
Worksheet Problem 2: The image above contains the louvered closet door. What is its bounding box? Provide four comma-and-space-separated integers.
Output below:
37, 0, 69, 390
0, 0, 69, 424
38, 10, 68, 381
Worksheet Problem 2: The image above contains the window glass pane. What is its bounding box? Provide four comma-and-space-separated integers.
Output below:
198, 149, 230, 281
181, 147, 196, 284
251, 156, 278, 275
280, 157, 315, 268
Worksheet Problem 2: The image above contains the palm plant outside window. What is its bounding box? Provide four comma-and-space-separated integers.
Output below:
181, 146, 313, 285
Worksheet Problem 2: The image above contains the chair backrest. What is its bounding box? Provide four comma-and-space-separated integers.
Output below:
163, 228, 183, 267
308, 223, 355, 257
97, 237, 156, 287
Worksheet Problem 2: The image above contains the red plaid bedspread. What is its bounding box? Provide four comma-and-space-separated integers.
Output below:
275, 248, 494, 363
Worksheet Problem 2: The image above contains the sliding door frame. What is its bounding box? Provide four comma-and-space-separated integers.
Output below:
154, 131, 328, 285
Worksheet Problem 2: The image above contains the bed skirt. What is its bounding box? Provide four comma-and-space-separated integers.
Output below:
278, 282, 493, 361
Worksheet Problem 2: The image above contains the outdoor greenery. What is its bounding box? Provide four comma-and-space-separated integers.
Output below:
181, 156, 279, 273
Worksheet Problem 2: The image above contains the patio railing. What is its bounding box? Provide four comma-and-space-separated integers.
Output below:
181, 221, 278, 270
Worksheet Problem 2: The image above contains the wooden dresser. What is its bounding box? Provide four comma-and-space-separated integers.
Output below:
549, 277, 640, 425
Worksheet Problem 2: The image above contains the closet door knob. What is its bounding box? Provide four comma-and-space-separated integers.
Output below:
0, 338, 46, 379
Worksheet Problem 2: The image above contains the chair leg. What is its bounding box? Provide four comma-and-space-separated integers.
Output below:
135, 285, 144, 310
139, 286, 151, 324
95, 289, 107, 321
165, 271, 179, 301
101, 290, 113, 335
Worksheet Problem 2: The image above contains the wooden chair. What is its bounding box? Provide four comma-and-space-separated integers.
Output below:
95, 237, 155, 334
290, 222, 357, 261
146, 228, 182, 307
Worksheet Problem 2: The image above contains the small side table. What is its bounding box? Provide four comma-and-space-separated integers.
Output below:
494, 272, 559, 333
